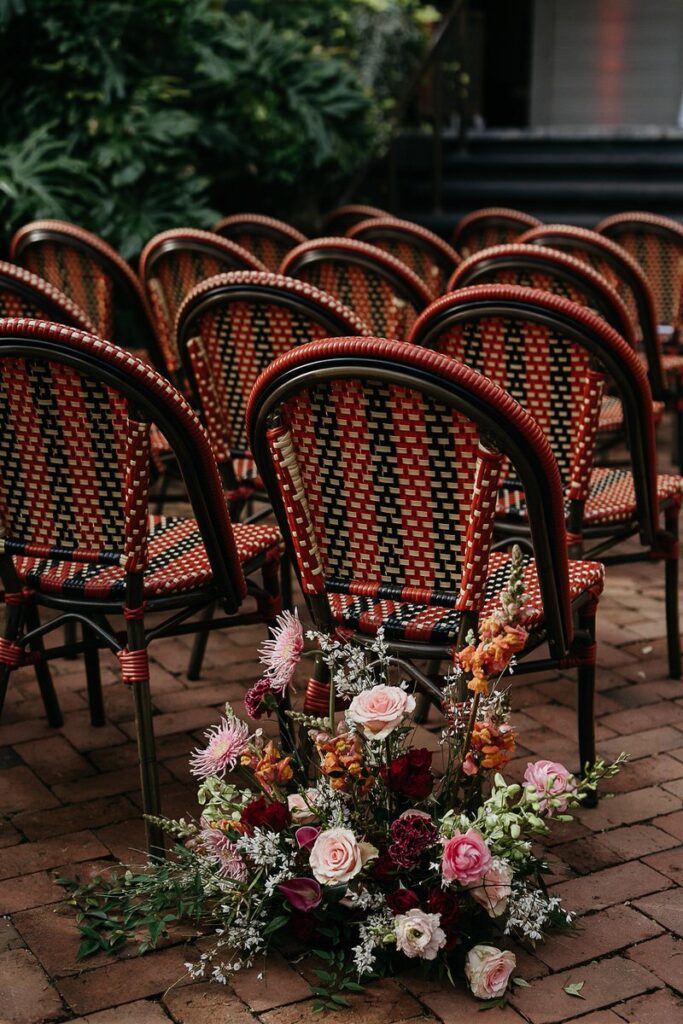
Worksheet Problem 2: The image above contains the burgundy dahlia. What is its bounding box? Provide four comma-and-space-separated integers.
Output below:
387, 812, 439, 868
244, 677, 275, 720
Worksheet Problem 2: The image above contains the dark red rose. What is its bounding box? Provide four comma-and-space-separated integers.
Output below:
380, 748, 433, 800
428, 888, 459, 928
369, 849, 397, 883
290, 911, 318, 944
386, 888, 420, 915
241, 797, 290, 833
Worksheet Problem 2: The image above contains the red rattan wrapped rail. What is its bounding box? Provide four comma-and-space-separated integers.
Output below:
320, 204, 392, 235
0, 260, 96, 332
452, 207, 542, 256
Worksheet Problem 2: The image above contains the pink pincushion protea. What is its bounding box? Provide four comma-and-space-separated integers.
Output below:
190, 715, 249, 779
259, 610, 304, 694
199, 821, 247, 881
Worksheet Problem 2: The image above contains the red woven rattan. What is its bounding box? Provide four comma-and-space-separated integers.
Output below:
212, 214, 306, 272
280, 237, 433, 337
0, 261, 95, 332
453, 208, 541, 257
349, 217, 461, 297
247, 336, 606, 653
139, 228, 266, 375
176, 271, 370, 468
321, 204, 392, 235
409, 285, 665, 538
9, 220, 151, 347
597, 212, 683, 332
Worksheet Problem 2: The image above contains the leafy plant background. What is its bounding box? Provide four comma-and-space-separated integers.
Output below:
0, 0, 435, 258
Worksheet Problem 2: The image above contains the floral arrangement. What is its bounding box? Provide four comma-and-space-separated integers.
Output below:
66, 546, 623, 1008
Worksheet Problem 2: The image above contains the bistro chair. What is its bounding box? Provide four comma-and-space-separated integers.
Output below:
520, 223, 683, 470
139, 228, 266, 377
0, 260, 95, 332
452, 207, 542, 257
212, 214, 307, 273
0, 319, 282, 852
409, 285, 683, 678
247, 336, 605, 774
597, 212, 683, 340
447, 242, 663, 440
321, 204, 392, 235
10, 220, 159, 365
280, 237, 433, 337
348, 216, 461, 297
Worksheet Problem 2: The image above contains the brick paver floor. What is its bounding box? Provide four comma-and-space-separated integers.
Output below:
1, 506, 683, 1021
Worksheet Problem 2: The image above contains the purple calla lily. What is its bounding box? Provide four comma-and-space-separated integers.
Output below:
277, 877, 322, 911
295, 825, 320, 851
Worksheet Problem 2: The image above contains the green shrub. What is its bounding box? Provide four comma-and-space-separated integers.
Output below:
0, 0, 433, 257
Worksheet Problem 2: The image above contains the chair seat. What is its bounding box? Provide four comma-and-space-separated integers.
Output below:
328, 550, 604, 645
662, 352, 683, 381
14, 516, 282, 601
598, 395, 664, 433
498, 467, 683, 526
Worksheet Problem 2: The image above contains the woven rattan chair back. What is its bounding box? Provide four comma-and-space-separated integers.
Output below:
597, 212, 683, 333
212, 214, 306, 273
247, 336, 575, 654
280, 238, 433, 338
321, 204, 392, 235
176, 271, 369, 467
348, 217, 461, 297
139, 229, 267, 376
409, 285, 659, 543
0, 319, 246, 608
10, 220, 156, 357
0, 261, 96, 333
453, 208, 542, 257
449, 244, 637, 348
519, 224, 663, 394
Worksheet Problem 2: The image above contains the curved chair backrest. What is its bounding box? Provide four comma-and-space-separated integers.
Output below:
519, 223, 663, 395
10, 220, 155, 356
176, 270, 370, 470
348, 217, 461, 297
247, 335, 575, 655
453, 207, 542, 257
0, 319, 247, 611
321, 204, 392, 235
212, 214, 307, 273
409, 285, 658, 545
597, 212, 683, 332
0, 261, 96, 333
280, 237, 433, 338
448, 244, 636, 348
139, 228, 266, 376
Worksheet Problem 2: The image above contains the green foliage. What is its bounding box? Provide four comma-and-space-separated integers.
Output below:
0, 0, 431, 256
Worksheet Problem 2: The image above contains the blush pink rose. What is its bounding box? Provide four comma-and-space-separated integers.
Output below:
469, 858, 513, 918
309, 827, 371, 886
465, 945, 516, 1000
287, 791, 318, 825
394, 908, 447, 960
442, 828, 492, 886
524, 759, 577, 815
347, 685, 416, 741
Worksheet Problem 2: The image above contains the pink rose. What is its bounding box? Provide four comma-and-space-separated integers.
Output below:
288, 791, 318, 825
442, 828, 492, 886
394, 908, 447, 960
309, 827, 372, 886
469, 858, 513, 918
347, 684, 416, 741
465, 945, 516, 1000
524, 759, 577, 815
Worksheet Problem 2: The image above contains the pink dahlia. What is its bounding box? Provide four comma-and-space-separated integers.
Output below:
199, 821, 247, 881
259, 610, 304, 694
190, 715, 249, 778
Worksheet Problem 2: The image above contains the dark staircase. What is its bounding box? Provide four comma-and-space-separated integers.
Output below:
389, 131, 683, 236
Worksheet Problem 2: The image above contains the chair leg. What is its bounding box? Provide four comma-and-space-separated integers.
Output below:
665, 508, 681, 679
64, 619, 78, 660
83, 625, 106, 726
187, 602, 216, 681
675, 405, 683, 474
413, 660, 442, 724
576, 605, 597, 807
280, 553, 294, 612
24, 603, 63, 728
0, 601, 23, 720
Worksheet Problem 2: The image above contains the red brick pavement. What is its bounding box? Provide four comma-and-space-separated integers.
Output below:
1, 531, 682, 1021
